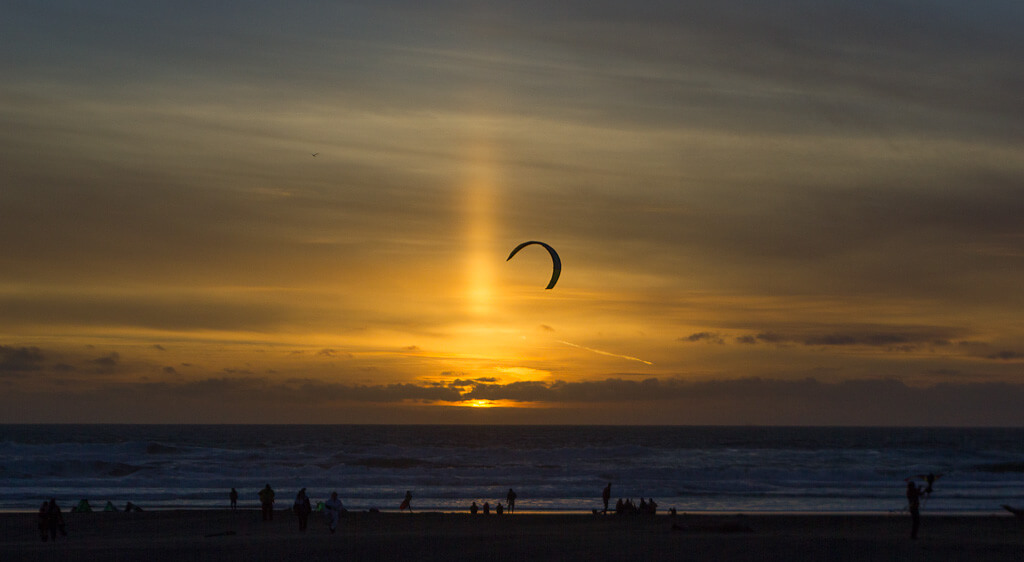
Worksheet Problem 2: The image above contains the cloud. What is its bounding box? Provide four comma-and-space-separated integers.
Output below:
162, 366, 178, 375
8, 375, 1024, 425
0, 346, 45, 373
161, 377, 464, 404
317, 349, 353, 358
985, 351, 1024, 361
89, 352, 120, 373
681, 332, 724, 344
737, 325, 962, 351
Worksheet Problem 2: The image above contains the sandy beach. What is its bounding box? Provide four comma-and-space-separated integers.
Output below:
2, 509, 1022, 561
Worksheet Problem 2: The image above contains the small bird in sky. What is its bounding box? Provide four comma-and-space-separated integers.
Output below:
311, 152, 319, 157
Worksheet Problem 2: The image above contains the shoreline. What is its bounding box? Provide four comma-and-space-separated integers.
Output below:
3, 510, 1023, 561
0, 507, 1014, 516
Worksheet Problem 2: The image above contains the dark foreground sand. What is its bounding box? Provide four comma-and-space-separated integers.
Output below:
3, 509, 1023, 562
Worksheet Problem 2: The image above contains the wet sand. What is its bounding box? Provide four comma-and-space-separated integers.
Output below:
2, 510, 1023, 561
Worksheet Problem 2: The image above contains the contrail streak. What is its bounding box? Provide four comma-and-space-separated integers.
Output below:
558, 341, 653, 365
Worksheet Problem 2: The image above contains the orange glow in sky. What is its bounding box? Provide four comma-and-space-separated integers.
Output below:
2, 2, 1024, 424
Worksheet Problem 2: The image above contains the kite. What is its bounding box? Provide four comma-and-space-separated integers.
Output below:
507, 241, 561, 289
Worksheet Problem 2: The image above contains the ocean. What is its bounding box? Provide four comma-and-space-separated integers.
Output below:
2, 425, 1023, 514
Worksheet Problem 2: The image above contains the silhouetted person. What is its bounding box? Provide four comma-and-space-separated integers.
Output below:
294, 488, 312, 531
907, 481, 923, 539
506, 488, 517, 514
259, 484, 276, 521
470, 501, 478, 514
925, 473, 936, 495
400, 490, 413, 512
647, 498, 658, 515
229, 487, 238, 510
483, 501, 490, 515
602, 483, 611, 514
325, 492, 344, 533
42, 499, 65, 541
496, 502, 504, 515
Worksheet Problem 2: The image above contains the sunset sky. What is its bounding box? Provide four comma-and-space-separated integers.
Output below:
2, 1, 1023, 424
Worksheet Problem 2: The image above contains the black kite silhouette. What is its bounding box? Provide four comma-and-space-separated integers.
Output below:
507, 241, 561, 289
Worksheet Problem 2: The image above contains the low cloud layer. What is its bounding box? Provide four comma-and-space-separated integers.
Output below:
4, 374, 1024, 425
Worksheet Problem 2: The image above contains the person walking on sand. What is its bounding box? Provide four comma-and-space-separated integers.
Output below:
907, 481, 923, 539
506, 488, 517, 514
259, 484, 276, 521
602, 483, 611, 514
400, 490, 413, 512
229, 487, 238, 510
294, 488, 312, 531
325, 492, 344, 534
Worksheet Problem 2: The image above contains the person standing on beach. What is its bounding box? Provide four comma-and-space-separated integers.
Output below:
294, 488, 312, 531
41, 498, 66, 541
325, 492, 344, 534
229, 488, 238, 510
400, 490, 413, 512
602, 483, 611, 514
259, 484, 276, 521
906, 481, 923, 539
506, 488, 517, 514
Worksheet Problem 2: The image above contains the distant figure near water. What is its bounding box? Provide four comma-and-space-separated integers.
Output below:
506, 488, 517, 514
906, 481, 923, 539
293, 488, 312, 531
229, 488, 238, 510
325, 492, 344, 534
400, 490, 413, 512
259, 484, 276, 521
470, 501, 478, 514
39, 498, 66, 542
602, 483, 611, 514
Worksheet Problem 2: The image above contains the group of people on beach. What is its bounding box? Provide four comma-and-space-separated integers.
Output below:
597, 482, 658, 516
252, 484, 347, 533
34, 474, 941, 541
614, 497, 658, 516
469, 488, 517, 515
37, 498, 66, 542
